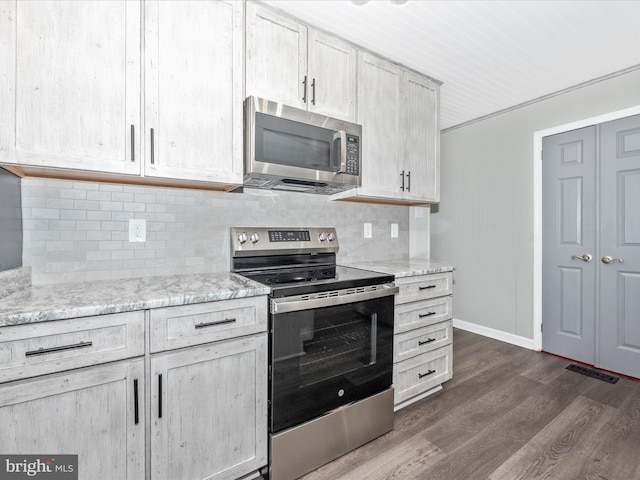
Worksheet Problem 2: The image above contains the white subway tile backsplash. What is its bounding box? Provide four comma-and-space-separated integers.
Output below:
22, 178, 411, 285
31, 208, 60, 220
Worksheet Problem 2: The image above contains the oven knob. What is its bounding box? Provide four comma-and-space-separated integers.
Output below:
250, 232, 260, 244
327, 232, 335, 242
237, 232, 248, 244
318, 232, 327, 242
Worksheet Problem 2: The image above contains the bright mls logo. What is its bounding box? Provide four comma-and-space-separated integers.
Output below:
0, 455, 77, 480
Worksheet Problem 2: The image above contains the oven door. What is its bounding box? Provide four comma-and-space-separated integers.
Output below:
269, 286, 397, 433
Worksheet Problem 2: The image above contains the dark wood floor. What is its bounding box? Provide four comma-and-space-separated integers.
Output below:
298, 328, 640, 480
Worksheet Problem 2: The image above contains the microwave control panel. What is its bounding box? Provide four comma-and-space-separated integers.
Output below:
345, 135, 360, 176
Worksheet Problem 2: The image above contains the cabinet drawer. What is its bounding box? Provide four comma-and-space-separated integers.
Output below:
150, 296, 268, 352
394, 320, 452, 363
393, 344, 452, 405
395, 272, 452, 304
0, 311, 145, 383
395, 295, 452, 334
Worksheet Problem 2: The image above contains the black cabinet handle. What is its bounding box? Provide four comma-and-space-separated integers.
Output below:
195, 318, 236, 329
418, 338, 436, 346
419, 285, 436, 290
158, 374, 163, 419
302, 75, 307, 103
400, 170, 405, 191
419, 312, 436, 318
311, 78, 316, 105
25, 341, 92, 357
150, 128, 155, 165
134, 379, 139, 425
130, 125, 135, 162
418, 369, 436, 379
406, 171, 411, 192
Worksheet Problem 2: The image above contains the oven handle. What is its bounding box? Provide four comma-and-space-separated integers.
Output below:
271, 284, 399, 314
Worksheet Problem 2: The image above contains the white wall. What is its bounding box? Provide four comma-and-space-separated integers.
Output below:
431, 67, 640, 341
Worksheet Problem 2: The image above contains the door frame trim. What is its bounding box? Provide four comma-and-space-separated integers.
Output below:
533, 105, 640, 351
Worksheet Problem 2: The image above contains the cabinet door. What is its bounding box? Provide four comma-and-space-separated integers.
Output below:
357, 53, 403, 198
151, 335, 268, 480
0, 1, 141, 174
0, 359, 145, 480
144, 0, 243, 185
245, 2, 307, 108
307, 30, 356, 122
403, 70, 440, 202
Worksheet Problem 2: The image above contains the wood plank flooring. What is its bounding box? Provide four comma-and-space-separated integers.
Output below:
296, 328, 640, 480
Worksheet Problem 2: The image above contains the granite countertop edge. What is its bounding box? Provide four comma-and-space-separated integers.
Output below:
0, 272, 270, 327
344, 259, 455, 278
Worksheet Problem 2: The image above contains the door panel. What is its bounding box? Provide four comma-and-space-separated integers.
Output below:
542, 126, 596, 364
558, 267, 585, 338
598, 115, 640, 378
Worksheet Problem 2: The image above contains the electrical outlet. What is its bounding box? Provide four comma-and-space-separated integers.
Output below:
364, 223, 372, 238
129, 219, 146, 242
391, 223, 398, 238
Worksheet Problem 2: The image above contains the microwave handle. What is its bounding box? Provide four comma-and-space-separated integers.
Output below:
333, 130, 347, 174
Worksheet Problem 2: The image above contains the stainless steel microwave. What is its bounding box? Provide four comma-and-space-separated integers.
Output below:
244, 96, 362, 194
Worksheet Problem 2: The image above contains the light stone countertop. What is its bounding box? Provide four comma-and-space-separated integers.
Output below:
0, 272, 270, 327
344, 258, 454, 278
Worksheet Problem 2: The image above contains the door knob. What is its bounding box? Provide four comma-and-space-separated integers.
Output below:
601, 255, 623, 264
571, 254, 593, 262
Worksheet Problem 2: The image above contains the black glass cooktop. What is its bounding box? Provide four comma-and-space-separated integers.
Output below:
241, 265, 393, 298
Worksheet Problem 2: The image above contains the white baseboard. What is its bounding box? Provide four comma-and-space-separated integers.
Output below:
452, 318, 536, 350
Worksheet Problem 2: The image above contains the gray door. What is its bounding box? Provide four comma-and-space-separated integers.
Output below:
542, 114, 640, 378
542, 126, 597, 365
598, 115, 640, 377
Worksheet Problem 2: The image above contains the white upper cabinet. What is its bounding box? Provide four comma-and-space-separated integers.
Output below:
403, 70, 440, 203
144, 0, 243, 185
0, 0, 243, 188
0, 1, 141, 175
333, 52, 441, 205
357, 53, 404, 198
245, 2, 356, 122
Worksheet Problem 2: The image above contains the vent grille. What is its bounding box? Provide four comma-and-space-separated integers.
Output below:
296, 284, 381, 302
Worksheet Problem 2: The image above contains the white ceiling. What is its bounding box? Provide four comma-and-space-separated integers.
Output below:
261, 0, 640, 130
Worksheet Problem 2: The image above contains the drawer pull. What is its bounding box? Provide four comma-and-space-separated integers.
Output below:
158, 374, 163, 419
419, 312, 437, 318
25, 341, 93, 357
418, 369, 436, 379
195, 318, 237, 329
134, 379, 139, 425
418, 338, 436, 346
419, 285, 437, 290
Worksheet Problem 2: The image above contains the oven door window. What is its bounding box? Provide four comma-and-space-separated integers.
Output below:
255, 112, 340, 172
270, 296, 393, 433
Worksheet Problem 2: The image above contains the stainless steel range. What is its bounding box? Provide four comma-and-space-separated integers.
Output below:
231, 227, 397, 480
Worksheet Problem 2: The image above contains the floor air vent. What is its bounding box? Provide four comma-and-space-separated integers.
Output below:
566, 364, 619, 384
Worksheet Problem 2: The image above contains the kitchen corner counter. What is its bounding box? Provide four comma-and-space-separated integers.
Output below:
0, 273, 270, 327
344, 259, 455, 278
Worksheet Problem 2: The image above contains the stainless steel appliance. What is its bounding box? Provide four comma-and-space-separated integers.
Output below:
244, 96, 362, 194
231, 227, 396, 480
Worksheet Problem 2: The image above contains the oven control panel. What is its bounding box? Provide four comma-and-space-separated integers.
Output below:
231, 227, 339, 256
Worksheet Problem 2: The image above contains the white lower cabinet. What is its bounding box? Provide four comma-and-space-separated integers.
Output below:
149, 298, 268, 480
150, 335, 268, 480
393, 272, 453, 408
0, 296, 268, 480
0, 359, 145, 480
